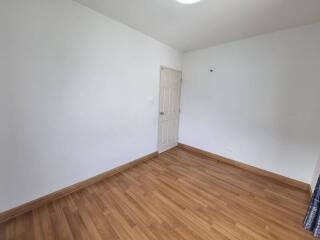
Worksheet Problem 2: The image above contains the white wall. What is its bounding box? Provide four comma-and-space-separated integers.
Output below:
180, 23, 320, 184
0, 4, 17, 210
311, 154, 320, 191
0, 0, 181, 212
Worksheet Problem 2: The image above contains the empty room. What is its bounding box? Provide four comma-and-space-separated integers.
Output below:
1, 0, 320, 239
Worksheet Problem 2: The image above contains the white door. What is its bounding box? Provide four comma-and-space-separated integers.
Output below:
158, 67, 182, 153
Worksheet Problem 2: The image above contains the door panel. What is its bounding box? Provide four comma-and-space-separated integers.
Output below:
158, 67, 182, 153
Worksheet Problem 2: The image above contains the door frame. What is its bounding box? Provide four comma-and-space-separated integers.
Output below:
157, 66, 182, 153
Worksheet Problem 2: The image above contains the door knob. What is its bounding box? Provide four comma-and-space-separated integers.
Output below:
159, 112, 165, 115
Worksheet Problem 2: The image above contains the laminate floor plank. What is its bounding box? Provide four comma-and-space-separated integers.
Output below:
0, 148, 313, 239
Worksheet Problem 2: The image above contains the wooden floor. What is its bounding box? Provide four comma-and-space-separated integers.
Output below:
0, 147, 314, 240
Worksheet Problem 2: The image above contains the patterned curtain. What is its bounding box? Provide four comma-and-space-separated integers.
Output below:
304, 175, 320, 238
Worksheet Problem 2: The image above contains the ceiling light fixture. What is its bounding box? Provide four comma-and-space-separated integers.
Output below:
176, 0, 201, 4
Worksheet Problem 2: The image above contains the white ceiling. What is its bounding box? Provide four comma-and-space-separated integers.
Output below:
74, 0, 320, 52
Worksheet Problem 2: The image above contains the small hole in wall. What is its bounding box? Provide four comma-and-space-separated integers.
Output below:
209, 69, 214, 72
